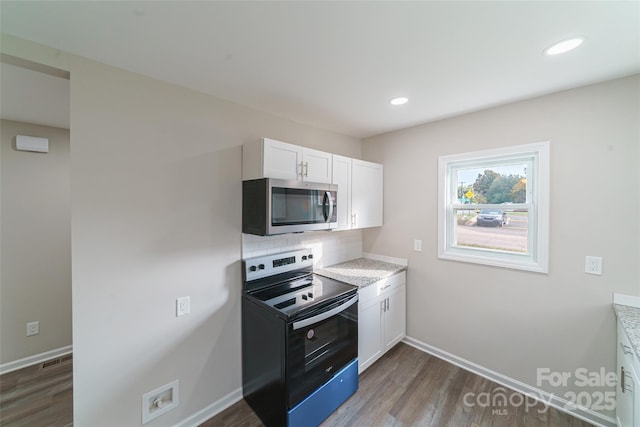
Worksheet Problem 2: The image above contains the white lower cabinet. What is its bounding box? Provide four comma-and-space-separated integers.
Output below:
384, 285, 406, 349
635, 367, 640, 427
616, 318, 640, 427
358, 294, 384, 371
358, 272, 406, 374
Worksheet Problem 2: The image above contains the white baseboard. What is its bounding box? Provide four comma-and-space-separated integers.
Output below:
0, 345, 73, 375
402, 336, 616, 427
174, 387, 243, 427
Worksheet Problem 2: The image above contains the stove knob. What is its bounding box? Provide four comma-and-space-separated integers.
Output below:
249, 265, 257, 272
302, 295, 308, 300
258, 264, 265, 270
308, 254, 314, 259
308, 292, 313, 298
301, 255, 307, 261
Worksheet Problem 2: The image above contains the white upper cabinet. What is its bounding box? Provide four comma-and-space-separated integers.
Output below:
301, 146, 332, 184
332, 156, 383, 230
262, 138, 302, 181
243, 138, 332, 183
244, 138, 383, 230
351, 159, 383, 229
332, 155, 353, 231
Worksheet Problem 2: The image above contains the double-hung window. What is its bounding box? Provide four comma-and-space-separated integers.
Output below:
438, 142, 549, 273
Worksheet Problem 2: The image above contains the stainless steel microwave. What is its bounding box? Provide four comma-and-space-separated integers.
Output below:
242, 178, 338, 235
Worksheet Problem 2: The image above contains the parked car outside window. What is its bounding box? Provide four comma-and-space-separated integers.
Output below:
476, 209, 508, 227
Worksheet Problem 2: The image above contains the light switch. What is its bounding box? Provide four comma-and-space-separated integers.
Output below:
26, 321, 39, 336
414, 239, 422, 252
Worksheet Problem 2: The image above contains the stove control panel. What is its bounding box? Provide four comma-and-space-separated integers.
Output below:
243, 248, 314, 281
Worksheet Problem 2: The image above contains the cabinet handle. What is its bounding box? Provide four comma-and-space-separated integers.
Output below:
381, 284, 391, 290
298, 161, 304, 178
623, 368, 634, 393
379, 298, 391, 312
304, 162, 309, 177
352, 213, 357, 227
620, 366, 633, 393
625, 381, 634, 393
620, 343, 633, 355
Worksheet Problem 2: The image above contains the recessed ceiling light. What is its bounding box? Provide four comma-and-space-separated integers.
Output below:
390, 97, 408, 106
544, 37, 584, 56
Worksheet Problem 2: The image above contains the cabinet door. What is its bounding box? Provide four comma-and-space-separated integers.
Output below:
618, 368, 636, 427
332, 155, 352, 230
352, 159, 383, 229
303, 148, 332, 184
617, 322, 636, 427
633, 364, 640, 427
358, 297, 384, 374
263, 138, 302, 181
383, 284, 406, 350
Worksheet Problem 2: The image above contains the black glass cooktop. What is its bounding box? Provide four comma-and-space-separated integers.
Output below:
247, 273, 356, 318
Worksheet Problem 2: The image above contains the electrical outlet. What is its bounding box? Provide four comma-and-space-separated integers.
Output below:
585, 256, 603, 275
176, 297, 190, 317
26, 321, 39, 336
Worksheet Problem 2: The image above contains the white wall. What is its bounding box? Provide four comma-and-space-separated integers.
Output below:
362, 75, 640, 418
1, 35, 361, 426
0, 119, 71, 365
69, 63, 360, 427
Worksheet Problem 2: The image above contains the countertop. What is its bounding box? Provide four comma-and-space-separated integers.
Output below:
614, 303, 640, 360
315, 258, 407, 288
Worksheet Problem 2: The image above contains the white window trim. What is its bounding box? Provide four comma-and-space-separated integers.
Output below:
438, 141, 550, 273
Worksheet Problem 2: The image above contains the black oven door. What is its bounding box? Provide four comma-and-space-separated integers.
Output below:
286, 293, 358, 408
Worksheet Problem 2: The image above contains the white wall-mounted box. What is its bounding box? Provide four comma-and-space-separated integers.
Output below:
16, 135, 49, 153
142, 380, 179, 424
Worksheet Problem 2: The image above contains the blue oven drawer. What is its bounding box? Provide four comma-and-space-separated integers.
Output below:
288, 358, 358, 427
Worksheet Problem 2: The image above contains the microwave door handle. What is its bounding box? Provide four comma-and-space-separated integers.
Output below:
328, 191, 334, 222
323, 191, 334, 222
322, 192, 328, 220
292, 295, 358, 330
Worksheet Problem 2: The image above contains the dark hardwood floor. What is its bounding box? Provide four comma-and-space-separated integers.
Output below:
0, 345, 595, 427
0, 355, 73, 427
200, 343, 594, 427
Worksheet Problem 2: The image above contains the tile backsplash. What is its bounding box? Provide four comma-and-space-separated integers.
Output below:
242, 230, 363, 267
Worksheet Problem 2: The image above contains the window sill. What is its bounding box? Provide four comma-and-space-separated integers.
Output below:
438, 249, 548, 274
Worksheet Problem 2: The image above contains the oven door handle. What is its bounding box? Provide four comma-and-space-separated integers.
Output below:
292, 295, 358, 330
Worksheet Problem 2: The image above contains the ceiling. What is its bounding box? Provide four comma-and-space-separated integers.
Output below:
1, 1, 638, 138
